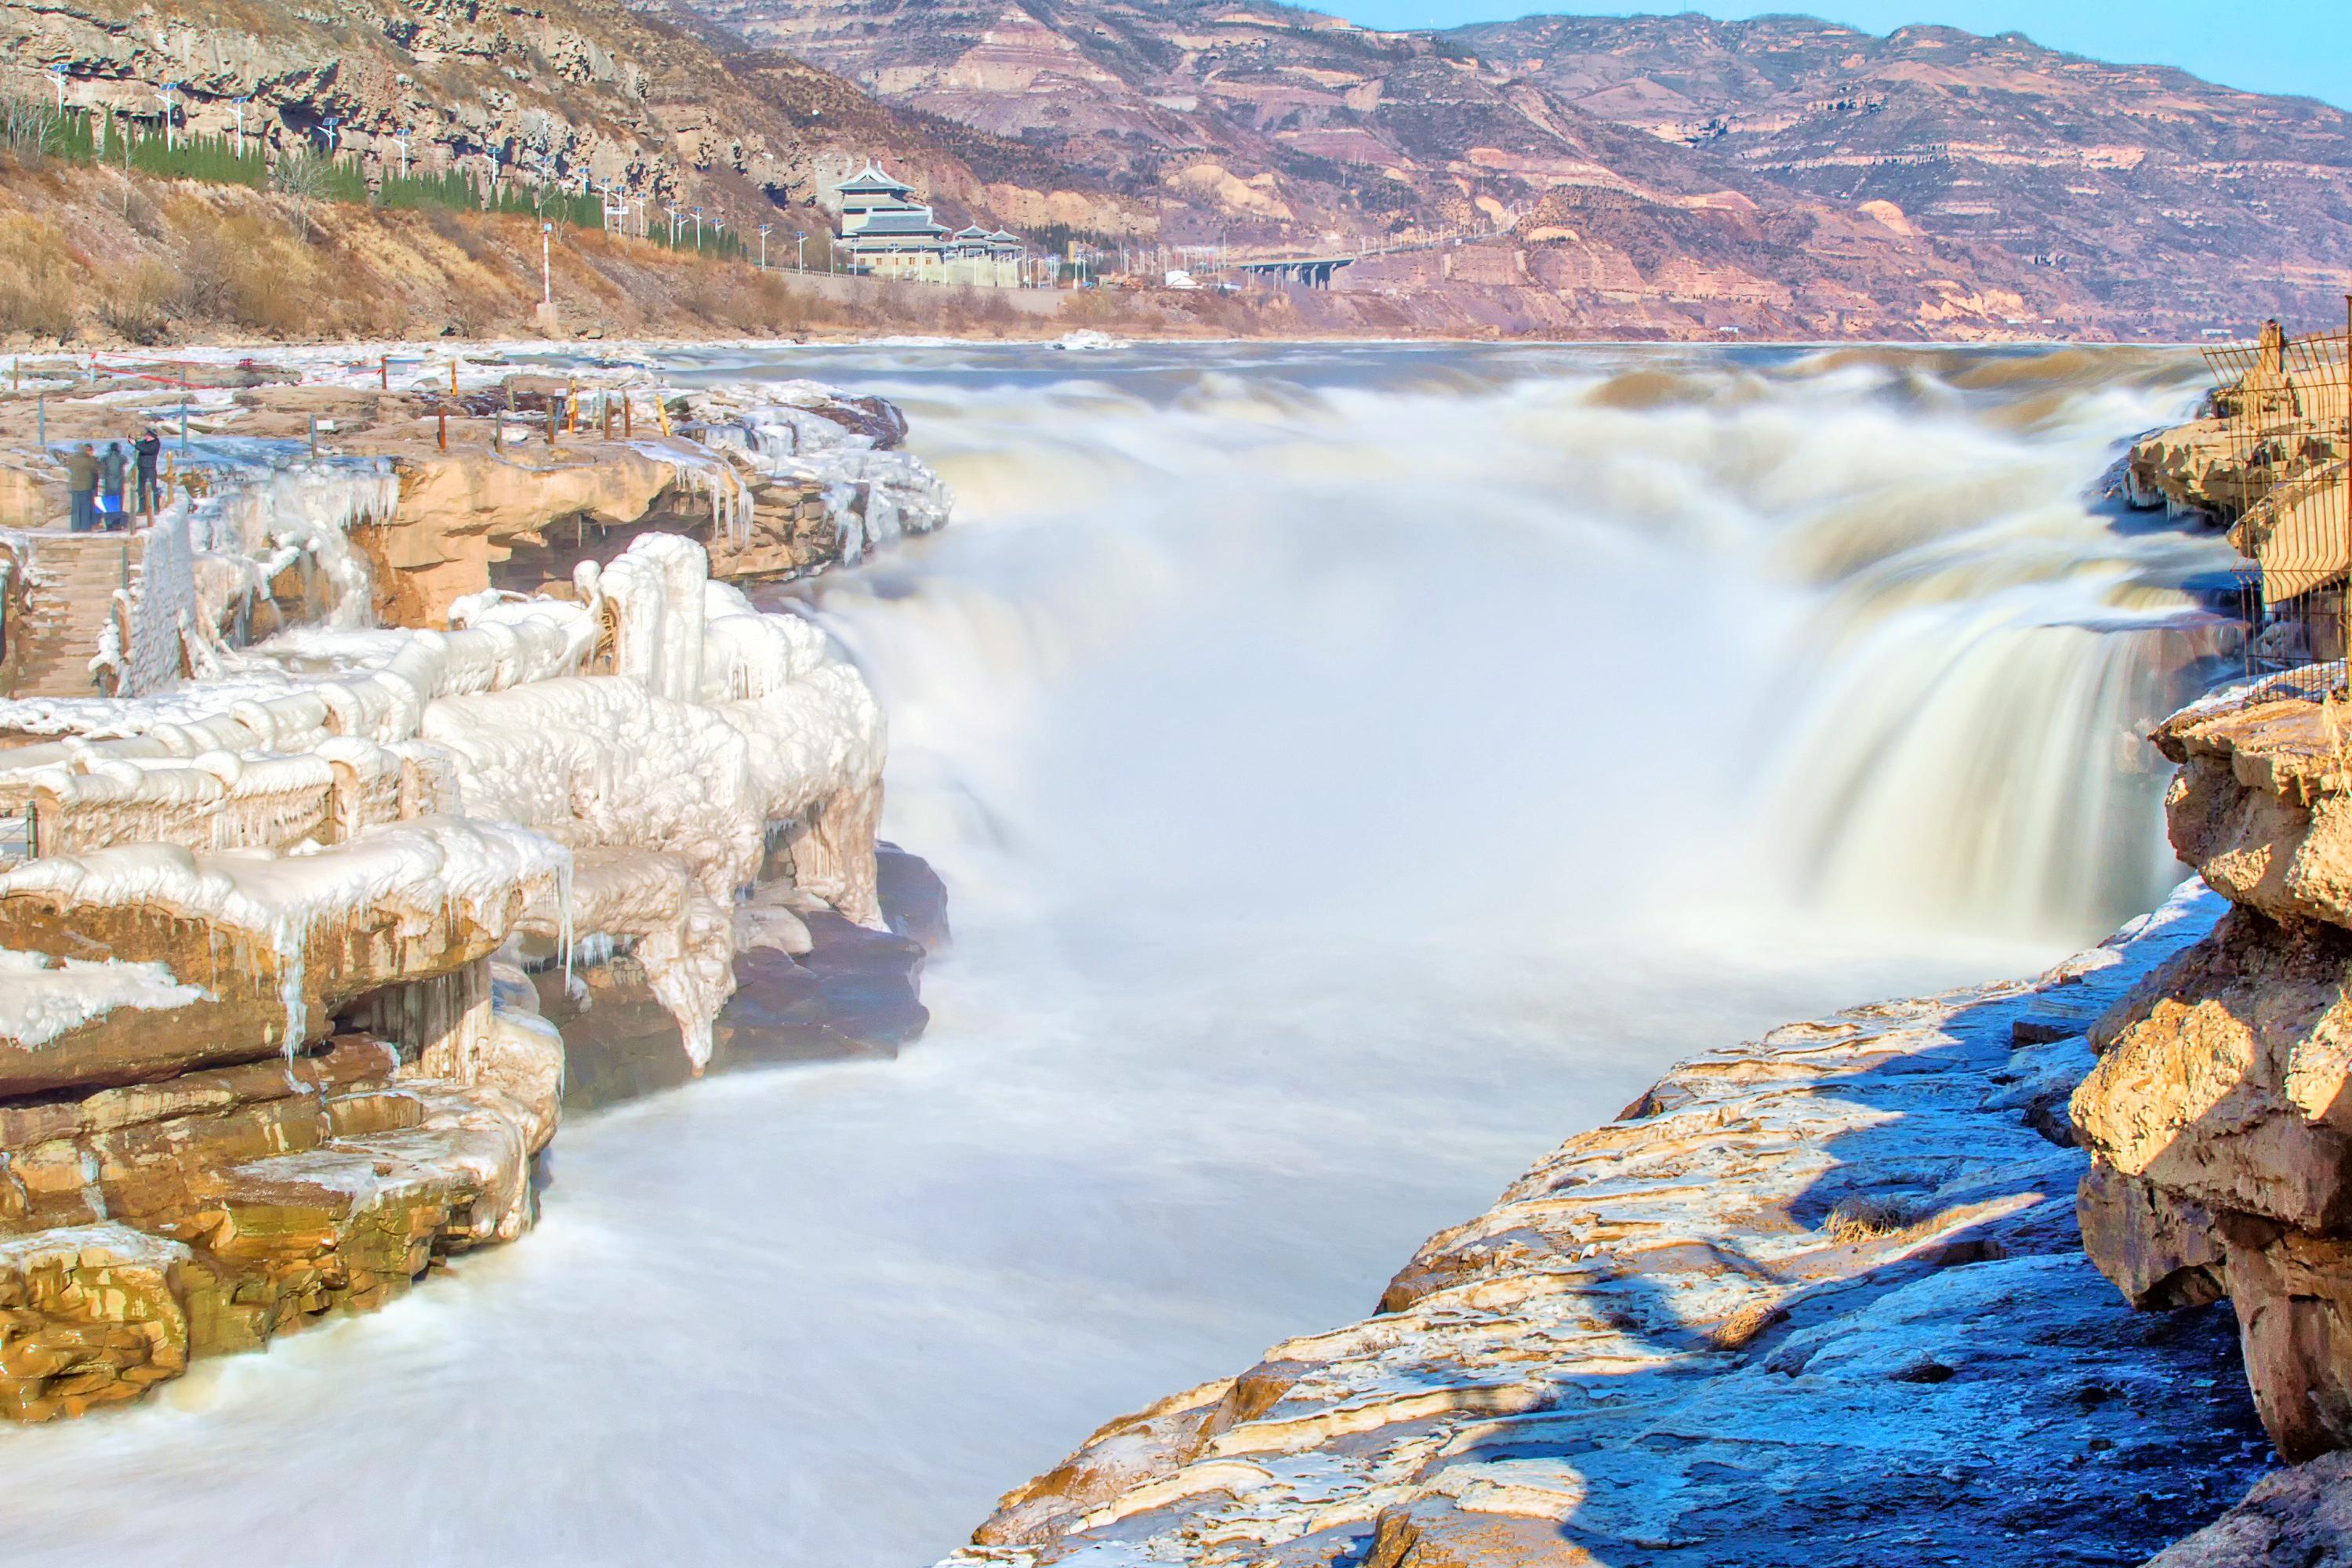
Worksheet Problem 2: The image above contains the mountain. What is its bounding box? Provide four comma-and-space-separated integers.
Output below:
683, 0, 2352, 337
1455, 15, 2352, 328
0, 0, 1129, 244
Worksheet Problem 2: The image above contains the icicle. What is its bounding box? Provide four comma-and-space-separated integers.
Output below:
558, 853, 576, 989
0, 1151, 27, 1218
78, 1148, 110, 1221
272, 907, 309, 1062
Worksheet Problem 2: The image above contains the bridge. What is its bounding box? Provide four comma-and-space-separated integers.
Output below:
1230, 254, 1356, 289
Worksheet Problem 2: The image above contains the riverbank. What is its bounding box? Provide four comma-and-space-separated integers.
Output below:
0, 342, 2259, 1564
0, 352, 958, 1417
941, 884, 2272, 1566
928, 343, 2352, 1566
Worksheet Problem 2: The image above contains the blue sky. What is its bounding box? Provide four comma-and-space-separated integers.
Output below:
1322, 0, 2351, 109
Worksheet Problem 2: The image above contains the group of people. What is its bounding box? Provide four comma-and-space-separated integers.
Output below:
60, 431, 164, 533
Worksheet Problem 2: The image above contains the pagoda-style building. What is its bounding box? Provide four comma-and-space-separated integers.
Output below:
829, 164, 1027, 286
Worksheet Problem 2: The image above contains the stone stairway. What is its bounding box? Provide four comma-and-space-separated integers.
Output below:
13, 532, 144, 699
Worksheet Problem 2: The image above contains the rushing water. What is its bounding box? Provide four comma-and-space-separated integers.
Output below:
0, 343, 2238, 1565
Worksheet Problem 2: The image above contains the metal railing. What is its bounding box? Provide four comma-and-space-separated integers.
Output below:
2201, 310, 2352, 705
0, 803, 32, 868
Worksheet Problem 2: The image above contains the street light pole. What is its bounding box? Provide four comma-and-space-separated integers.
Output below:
49, 68, 65, 114
797, 232, 808, 272
541, 222, 553, 306
758, 223, 771, 269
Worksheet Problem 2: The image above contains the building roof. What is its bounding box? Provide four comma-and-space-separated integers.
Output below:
835, 162, 915, 197
852, 209, 949, 238
953, 224, 990, 240
845, 233, 945, 251
988, 230, 1022, 244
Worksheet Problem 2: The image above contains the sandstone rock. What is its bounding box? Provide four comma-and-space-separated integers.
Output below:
2143, 1451, 2352, 1566
2079, 689, 2352, 1472
946, 891, 2269, 1566
2125, 419, 2249, 521
2072, 909, 2352, 1232
0, 1225, 191, 1422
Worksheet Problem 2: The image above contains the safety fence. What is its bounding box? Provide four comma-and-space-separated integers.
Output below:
2202, 315, 2352, 703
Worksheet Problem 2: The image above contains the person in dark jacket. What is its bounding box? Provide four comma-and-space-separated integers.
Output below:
64, 444, 99, 532
97, 442, 129, 528
133, 429, 162, 516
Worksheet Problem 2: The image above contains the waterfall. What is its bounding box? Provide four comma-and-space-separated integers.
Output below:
0, 343, 2239, 1568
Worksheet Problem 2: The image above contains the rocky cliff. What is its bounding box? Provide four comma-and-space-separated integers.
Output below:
0, 0, 1111, 245
938, 887, 2275, 1566
2074, 693, 2352, 1461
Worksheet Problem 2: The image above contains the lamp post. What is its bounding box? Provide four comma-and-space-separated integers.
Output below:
691, 205, 704, 249
49, 67, 66, 114
796, 231, 807, 272
757, 223, 771, 269
156, 84, 176, 150
232, 96, 248, 156
541, 222, 554, 305
394, 125, 412, 178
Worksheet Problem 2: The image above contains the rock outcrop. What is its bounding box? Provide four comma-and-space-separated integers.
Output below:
942, 888, 2271, 1566
0, 357, 950, 1421
2075, 693, 2352, 1464
2144, 1451, 2352, 1566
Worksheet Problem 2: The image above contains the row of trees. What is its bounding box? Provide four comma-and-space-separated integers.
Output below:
1, 97, 749, 259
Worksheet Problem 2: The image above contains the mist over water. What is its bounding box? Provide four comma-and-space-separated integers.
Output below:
0, 343, 2236, 1566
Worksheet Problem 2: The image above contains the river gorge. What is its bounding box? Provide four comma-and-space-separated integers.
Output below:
0, 343, 2274, 1563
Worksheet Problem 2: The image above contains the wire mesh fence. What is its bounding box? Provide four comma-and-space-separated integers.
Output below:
2201, 314, 2352, 708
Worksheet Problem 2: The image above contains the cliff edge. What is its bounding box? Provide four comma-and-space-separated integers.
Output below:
941, 887, 2272, 1566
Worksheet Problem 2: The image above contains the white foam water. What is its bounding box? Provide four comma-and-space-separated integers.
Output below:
0, 343, 2237, 1566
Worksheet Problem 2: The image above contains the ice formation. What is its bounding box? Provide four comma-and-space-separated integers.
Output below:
678, 382, 954, 564
0, 951, 209, 1051
0, 529, 888, 1069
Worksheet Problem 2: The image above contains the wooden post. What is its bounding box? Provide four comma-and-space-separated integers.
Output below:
450, 360, 459, 396
379, 354, 389, 390
566, 379, 579, 434
623, 397, 631, 437
601, 394, 612, 441
437, 407, 448, 450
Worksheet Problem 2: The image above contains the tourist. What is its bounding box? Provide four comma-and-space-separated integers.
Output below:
64, 443, 98, 533
134, 428, 162, 517
97, 441, 129, 529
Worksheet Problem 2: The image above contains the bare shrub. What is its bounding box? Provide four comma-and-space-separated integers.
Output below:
0, 219, 77, 341
179, 216, 313, 336
272, 150, 330, 238
1824, 1195, 1919, 1243
97, 261, 181, 344
0, 94, 60, 166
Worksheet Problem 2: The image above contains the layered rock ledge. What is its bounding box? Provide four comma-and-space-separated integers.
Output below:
0, 359, 952, 1421
2074, 694, 2352, 1468
946, 889, 2271, 1567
